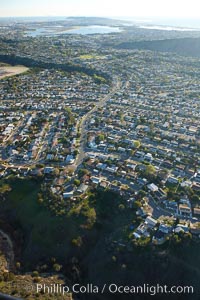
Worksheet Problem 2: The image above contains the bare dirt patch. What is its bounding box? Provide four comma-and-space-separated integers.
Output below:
0, 65, 29, 79
0, 230, 15, 272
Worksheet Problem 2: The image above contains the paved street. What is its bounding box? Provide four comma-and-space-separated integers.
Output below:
75, 77, 122, 168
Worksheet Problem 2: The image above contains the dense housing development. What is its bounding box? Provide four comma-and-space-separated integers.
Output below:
0, 16, 200, 299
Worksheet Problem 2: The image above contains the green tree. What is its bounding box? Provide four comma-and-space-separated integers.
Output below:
133, 140, 141, 148
72, 236, 82, 247
74, 179, 80, 186
112, 256, 117, 262
143, 164, 156, 180
78, 169, 89, 177
16, 262, 21, 270
0, 184, 11, 194
119, 204, 125, 210
133, 201, 142, 209
32, 271, 39, 277
53, 263, 62, 272
97, 134, 105, 143
191, 195, 199, 203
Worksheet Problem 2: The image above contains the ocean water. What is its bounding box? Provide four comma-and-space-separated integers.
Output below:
120, 17, 200, 30
138, 25, 200, 31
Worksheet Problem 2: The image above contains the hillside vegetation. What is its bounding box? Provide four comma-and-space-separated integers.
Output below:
116, 37, 200, 58
0, 178, 200, 299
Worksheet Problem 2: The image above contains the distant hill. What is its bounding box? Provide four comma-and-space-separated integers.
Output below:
116, 37, 200, 58
66, 16, 128, 26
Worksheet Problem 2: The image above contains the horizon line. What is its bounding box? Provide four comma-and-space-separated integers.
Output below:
0, 15, 198, 19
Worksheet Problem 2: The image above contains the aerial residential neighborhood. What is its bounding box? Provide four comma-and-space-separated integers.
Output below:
1, 45, 200, 245
0, 12, 200, 300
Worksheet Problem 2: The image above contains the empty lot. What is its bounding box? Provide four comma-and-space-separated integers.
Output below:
0, 65, 29, 79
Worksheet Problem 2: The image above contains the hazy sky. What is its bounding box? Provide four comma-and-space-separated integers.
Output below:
1, 0, 200, 18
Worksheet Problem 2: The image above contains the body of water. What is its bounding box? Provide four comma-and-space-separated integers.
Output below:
138, 25, 200, 32
124, 17, 200, 31
26, 25, 122, 37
